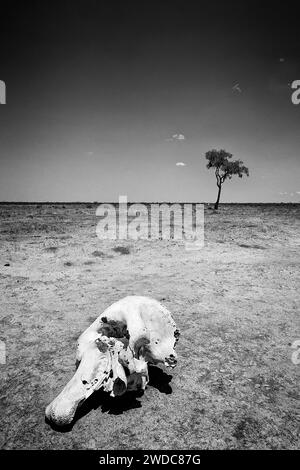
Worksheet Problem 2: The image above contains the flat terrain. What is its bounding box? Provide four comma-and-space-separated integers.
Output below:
0, 203, 299, 449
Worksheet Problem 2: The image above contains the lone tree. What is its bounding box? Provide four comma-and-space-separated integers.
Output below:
205, 149, 249, 210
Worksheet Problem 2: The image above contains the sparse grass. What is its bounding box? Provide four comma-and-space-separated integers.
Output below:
112, 246, 131, 255
92, 250, 105, 257
91, 250, 114, 259
238, 244, 266, 250
0, 203, 299, 450
45, 246, 59, 252
64, 261, 73, 267
233, 416, 261, 443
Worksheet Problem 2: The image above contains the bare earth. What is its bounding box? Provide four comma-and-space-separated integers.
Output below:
0, 203, 299, 450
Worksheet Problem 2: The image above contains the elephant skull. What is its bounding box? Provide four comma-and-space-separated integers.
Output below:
45, 296, 180, 426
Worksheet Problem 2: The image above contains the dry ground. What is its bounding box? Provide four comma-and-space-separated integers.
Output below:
0, 203, 299, 449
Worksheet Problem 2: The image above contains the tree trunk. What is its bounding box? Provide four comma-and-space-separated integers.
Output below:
214, 184, 222, 210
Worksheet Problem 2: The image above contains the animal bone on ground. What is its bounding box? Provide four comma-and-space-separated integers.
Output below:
45, 296, 180, 426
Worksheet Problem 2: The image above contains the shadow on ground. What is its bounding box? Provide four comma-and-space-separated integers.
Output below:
45, 365, 173, 433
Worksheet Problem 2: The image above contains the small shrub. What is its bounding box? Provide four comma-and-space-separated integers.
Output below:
45, 246, 58, 253
113, 246, 131, 255
92, 250, 105, 257
238, 244, 266, 250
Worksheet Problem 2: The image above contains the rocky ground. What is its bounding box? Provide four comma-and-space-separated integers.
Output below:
0, 203, 299, 449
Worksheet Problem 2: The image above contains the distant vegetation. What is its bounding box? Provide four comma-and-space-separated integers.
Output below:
205, 149, 249, 210
113, 246, 131, 255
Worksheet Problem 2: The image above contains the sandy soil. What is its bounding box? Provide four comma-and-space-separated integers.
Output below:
0, 203, 299, 449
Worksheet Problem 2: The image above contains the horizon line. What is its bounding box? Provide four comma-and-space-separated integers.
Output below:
0, 201, 299, 205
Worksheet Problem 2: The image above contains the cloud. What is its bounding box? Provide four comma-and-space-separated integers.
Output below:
173, 133, 185, 140
166, 133, 186, 142
176, 162, 186, 167
87, 151, 94, 156
280, 192, 295, 197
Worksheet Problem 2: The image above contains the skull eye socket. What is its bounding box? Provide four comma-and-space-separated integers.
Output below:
133, 337, 150, 358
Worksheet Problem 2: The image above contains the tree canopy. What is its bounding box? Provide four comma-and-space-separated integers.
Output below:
206, 149, 249, 187
205, 149, 249, 209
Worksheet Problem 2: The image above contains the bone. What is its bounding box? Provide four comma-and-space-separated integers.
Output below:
96, 336, 128, 397
45, 296, 179, 427
45, 343, 110, 426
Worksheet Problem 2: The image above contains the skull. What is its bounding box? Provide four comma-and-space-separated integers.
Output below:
45, 296, 180, 426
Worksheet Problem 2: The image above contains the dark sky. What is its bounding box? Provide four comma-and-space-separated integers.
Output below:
0, 0, 299, 202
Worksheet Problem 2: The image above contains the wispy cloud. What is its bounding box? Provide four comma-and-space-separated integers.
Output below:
176, 162, 186, 167
173, 133, 185, 140
279, 191, 298, 197
166, 133, 186, 142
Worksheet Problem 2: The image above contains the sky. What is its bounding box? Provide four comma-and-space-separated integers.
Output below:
0, 0, 299, 202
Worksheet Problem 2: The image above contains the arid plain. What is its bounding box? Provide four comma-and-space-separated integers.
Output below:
0, 203, 299, 449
